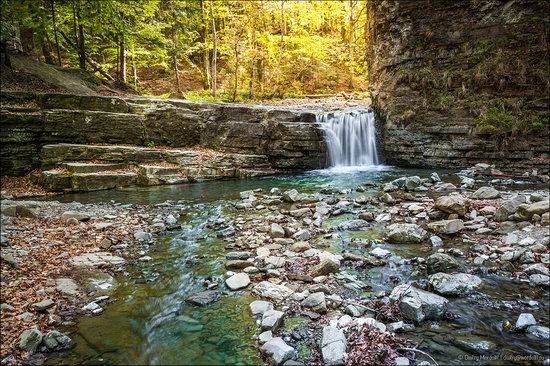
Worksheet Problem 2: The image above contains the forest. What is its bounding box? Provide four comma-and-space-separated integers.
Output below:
1, 1, 549, 365
0, 0, 369, 100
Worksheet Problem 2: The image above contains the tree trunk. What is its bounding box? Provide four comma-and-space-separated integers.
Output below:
174, 55, 181, 93
348, 0, 354, 89
20, 27, 34, 54
232, 44, 239, 102
51, 0, 62, 66
116, 35, 119, 80
249, 19, 256, 98
76, 4, 85, 70
0, 41, 11, 68
275, 0, 285, 96
120, 34, 126, 83
209, 0, 217, 97
200, 0, 211, 89
132, 53, 138, 89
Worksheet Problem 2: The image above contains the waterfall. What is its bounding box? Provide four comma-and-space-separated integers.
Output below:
318, 109, 379, 167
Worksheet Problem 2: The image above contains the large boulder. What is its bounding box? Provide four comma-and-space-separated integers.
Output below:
261, 337, 296, 365
321, 326, 346, 366
253, 281, 294, 302
386, 223, 428, 244
494, 199, 522, 222
389, 285, 448, 322
428, 273, 482, 296
426, 253, 463, 274
310, 251, 341, 276
435, 195, 469, 216
471, 186, 500, 199
186, 291, 220, 306
516, 200, 550, 221
427, 219, 464, 234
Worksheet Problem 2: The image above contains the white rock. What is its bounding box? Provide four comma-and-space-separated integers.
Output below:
261, 337, 296, 365
371, 247, 391, 258
516, 313, 537, 330
225, 273, 250, 290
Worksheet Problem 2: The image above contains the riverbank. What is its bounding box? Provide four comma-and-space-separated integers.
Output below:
1, 164, 548, 365
0, 199, 184, 364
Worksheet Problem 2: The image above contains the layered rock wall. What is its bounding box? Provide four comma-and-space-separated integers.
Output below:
367, 0, 550, 173
0, 92, 327, 176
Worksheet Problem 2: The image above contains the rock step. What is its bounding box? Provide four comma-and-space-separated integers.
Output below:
41, 143, 200, 169
137, 164, 182, 176
32, 170, 138, 192
62, 162, 128, 173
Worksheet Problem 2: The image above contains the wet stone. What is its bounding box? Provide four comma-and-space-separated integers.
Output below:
69, 252, 125, 268
19, 327, 42, 353
43, 331, 73, 351
186, 291, 220, 307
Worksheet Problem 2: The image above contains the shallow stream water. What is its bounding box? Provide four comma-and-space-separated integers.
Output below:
45, 167, 549, 365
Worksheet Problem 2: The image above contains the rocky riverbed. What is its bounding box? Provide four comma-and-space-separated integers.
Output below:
1, 163, 549, 365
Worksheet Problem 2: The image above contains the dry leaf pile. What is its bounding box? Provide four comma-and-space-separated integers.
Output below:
0, 173, 56, 199
0, 213, 147, 364
345, 324, 409, 366
368, 299, 402, 322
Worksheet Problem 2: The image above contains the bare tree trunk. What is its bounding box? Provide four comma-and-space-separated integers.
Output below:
249, 17, 256, 98
132, 52, 138, 89
209, 0, 217, 97
173, 55, 181, 93
51, 0, 62, 66
200, 0, 211, 89
75, 3, 86, 70
116, 35, 119, 80
348, 0, 354, 89
232, 43, 239, 101
120, 33, 126, 83
275, 0, 285, 96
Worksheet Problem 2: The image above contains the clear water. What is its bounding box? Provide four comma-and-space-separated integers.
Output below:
48, 166, 430, 206
44, 168, 549, 365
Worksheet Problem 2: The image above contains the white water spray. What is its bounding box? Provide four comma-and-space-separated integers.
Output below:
318, 109, 379, 167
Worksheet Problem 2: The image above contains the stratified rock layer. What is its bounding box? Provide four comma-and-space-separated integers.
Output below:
367, 0, 550, 173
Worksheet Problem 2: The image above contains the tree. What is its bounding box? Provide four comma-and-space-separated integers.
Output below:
209, 0, 217, 97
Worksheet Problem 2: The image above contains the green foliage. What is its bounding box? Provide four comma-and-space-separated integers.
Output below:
144, 140, 156, 147
0, 0, 369, 98
476, 107, 517, 135
528, 113, 550, 130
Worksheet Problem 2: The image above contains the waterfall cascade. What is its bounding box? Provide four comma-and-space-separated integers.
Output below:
318, 109, 379, 167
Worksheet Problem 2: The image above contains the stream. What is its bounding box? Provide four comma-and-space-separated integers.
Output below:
45, 167, 549, 365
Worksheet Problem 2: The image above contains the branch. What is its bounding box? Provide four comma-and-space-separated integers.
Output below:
58, 28, 115, 81
397, 348, 439, 366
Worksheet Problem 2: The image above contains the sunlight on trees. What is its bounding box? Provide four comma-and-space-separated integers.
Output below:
0, 0, 369, 100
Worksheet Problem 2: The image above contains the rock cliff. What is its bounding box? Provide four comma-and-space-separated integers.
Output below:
0, 92, 327, 177
367, 0, 550, 173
